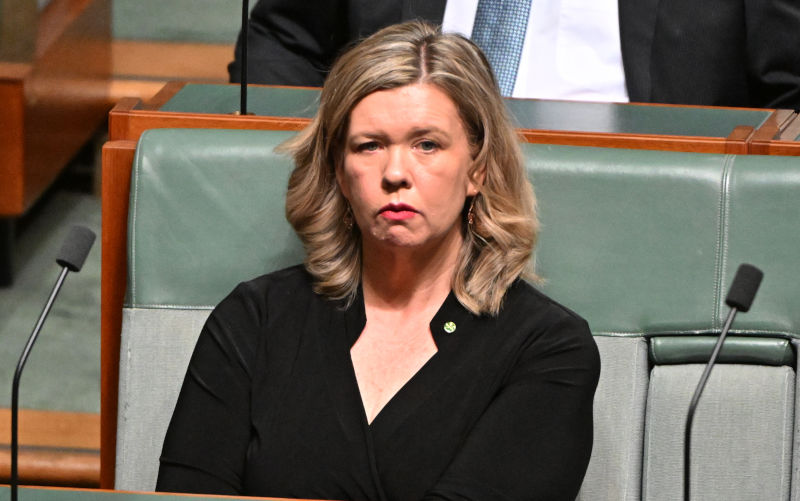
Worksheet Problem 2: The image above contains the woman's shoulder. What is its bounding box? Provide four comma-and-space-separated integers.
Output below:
213, 264, 314, 321
500, 279, 601, 384
504, 278, 589, 327
237, 263, 313, 294
501, 279, 599, 359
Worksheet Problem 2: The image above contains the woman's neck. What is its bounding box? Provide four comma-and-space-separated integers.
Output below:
361, 234, 462, 313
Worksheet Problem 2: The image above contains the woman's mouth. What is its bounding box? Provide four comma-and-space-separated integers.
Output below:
379, 203, 418, 221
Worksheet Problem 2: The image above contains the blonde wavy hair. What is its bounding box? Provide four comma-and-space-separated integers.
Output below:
283, 20, 538, 316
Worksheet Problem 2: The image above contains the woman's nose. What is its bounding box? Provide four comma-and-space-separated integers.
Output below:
381, 147, 411, 191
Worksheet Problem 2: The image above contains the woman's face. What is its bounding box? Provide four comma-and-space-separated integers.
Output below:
337, 83, 482, 256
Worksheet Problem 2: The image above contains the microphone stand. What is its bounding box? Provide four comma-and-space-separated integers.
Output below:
683, 307, 737, 501
10, 266, 71, 501
240, 0, 249, 115
683, 263, 762, 501
10, 224, 94, 501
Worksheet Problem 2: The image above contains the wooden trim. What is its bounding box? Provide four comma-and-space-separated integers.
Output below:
106, 81, 176, 109
108, 107, 310, 143
0, 447, 99, 487
100, 140, 137, 489
750, 143, 800, 156
108, 98, 144, 140
724, 125, 755, 154
0, 408, 99, 487
519, 129, 731, 153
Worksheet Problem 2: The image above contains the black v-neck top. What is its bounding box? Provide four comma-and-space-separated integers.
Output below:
156, 265, 600, 501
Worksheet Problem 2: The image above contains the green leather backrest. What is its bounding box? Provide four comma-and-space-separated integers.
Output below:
127, 128, 302, 308
127, 129, 800, 341
527, 144, 800, 339
527, 144, 725, 335
724, 155, 800, 335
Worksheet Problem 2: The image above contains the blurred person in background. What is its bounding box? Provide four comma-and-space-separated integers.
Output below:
230, 0, 800, 109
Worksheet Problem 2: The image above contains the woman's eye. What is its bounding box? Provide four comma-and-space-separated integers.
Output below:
418, 140, 438, 152
357, 141, 379, 152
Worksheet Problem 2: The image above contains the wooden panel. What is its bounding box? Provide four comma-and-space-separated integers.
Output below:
100, 140, 136, 489
22, 0, 111, 212
0, 408, 99, 487
0, 0, 111, 218
0, 77, 26, 214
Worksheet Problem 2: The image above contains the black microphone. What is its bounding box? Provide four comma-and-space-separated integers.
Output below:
10, 225, 96, 501
239, 0, 249, 115
684, 263, 764, 501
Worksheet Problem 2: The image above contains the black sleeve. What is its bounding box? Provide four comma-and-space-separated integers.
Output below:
156, 282, 264, 495
228, 0, 350, 86
744, 0, 800, 110
423, 314, 601, 501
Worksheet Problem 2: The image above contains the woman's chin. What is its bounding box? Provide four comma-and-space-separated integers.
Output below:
364, 227, 460, 256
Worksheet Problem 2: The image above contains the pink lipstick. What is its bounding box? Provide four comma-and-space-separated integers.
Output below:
379, 203, 418, 221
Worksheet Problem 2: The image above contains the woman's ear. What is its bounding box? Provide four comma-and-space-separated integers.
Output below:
467, 163, 487, 197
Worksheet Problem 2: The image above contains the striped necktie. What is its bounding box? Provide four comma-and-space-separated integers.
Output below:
470, 0, 533, 96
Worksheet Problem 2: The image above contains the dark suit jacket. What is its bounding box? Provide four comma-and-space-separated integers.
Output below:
230, 0, 800, 109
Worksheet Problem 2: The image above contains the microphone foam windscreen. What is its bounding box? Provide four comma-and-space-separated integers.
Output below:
725, 263, 764, 312
56, 225, 97, 272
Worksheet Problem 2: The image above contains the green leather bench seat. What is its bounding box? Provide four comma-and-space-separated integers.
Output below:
118, 129, 800, 500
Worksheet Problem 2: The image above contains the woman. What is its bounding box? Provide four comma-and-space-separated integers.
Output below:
157, 21, 599, 501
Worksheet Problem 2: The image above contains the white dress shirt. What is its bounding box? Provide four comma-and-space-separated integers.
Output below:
442, 0, 629, 102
